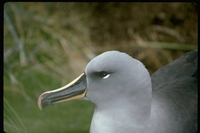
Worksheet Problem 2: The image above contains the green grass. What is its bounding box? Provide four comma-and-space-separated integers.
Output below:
4, 2, 95, 133
4, 93, 94, 133
4, 62, 95, 133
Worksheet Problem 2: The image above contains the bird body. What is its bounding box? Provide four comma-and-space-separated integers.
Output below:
38, 50, 197, 133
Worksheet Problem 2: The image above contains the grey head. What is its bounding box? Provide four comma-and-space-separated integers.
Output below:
38, 50, 152, 110
84, 51, 152, 109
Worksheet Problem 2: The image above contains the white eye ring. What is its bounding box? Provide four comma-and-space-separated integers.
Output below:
103, 74, 110, 79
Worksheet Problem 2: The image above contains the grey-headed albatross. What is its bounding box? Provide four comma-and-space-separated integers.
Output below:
38, 50, 197, 133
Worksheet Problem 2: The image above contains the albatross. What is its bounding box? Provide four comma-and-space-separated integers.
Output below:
38, 50, 198, 133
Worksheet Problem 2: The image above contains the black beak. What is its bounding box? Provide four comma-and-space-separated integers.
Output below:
38, 73, 87, 110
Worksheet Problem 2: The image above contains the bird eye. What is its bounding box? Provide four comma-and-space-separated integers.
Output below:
95, 71, 110, 79
102, 73, 110, 79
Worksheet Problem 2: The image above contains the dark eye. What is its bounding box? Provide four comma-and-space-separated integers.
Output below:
95, 71, 110, 79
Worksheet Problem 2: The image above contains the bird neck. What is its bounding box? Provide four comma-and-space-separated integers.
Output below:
96, 87, 152, 122
91, 93, 152, 133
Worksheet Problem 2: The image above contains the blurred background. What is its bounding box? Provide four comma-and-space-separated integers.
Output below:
4, 2, 197, 133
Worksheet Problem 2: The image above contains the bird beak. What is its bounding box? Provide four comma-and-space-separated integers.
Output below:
37, 73, 87, 110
